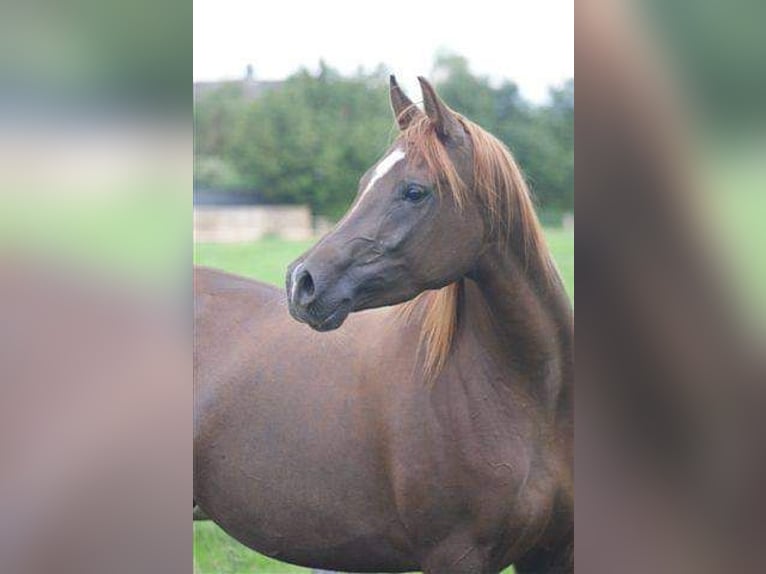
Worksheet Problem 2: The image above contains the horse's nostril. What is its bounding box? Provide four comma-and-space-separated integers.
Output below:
295, 269, 316, 306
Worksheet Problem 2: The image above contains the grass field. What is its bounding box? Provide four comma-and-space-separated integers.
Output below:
192, 227, 572, 574
703, 151, 766, 330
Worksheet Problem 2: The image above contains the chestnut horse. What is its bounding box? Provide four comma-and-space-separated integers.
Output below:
194, 77, 573, 573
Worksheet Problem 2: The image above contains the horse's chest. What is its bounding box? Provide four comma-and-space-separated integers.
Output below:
390, 397, 560, 557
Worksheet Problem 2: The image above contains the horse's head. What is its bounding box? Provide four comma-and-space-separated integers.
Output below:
286, 76, 485, 331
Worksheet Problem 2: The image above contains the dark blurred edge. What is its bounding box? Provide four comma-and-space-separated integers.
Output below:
0, 0, 191, 573
576, 1, 766, 573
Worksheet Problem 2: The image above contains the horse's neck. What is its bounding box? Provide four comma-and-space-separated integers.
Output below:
462, 239, 573, 413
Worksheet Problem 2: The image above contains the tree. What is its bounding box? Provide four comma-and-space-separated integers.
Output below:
433, 54, 573, 215
194, 56, 574, 219
225, 65, 393, 217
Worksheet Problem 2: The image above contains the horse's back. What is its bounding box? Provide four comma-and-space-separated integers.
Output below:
194, 265, 286, 350
195, 265, 283, 304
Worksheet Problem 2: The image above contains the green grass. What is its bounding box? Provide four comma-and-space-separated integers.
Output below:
703, 149, 766, 330
194, 522, 312, 574
1, 185, 189, 283
541, 227, 574, 300
194, 237, 316, 286
193, 228, 572, 574
194, 520, 515, 574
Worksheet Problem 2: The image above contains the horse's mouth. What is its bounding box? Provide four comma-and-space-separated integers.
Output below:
293, 299, 352, 332
311, 302, 352, 332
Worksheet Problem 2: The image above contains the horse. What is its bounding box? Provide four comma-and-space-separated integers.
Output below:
194, 76, 573, 574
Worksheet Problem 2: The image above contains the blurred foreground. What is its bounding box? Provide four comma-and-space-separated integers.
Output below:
576, 1, 766, 572
0, 1, 191, 573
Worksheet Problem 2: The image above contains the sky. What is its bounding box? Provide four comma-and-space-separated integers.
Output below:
194, 0, 573, 104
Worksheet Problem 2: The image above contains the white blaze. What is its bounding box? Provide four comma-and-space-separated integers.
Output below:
343, 147, 406, 220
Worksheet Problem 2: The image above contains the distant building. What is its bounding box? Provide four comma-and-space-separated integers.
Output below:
194, 67, 310, 242
194, 204, 314, 243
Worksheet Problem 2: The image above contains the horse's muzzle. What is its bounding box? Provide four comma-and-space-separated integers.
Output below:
286, 262, 353, 331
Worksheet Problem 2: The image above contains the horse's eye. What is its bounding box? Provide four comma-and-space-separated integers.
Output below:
403, 184, 429, 203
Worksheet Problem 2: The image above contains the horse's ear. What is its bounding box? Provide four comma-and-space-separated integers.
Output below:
389, 75, 422, 130
418, 76, 465, 144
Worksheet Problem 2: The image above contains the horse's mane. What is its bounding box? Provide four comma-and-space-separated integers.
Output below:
397, 112, 559, 380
